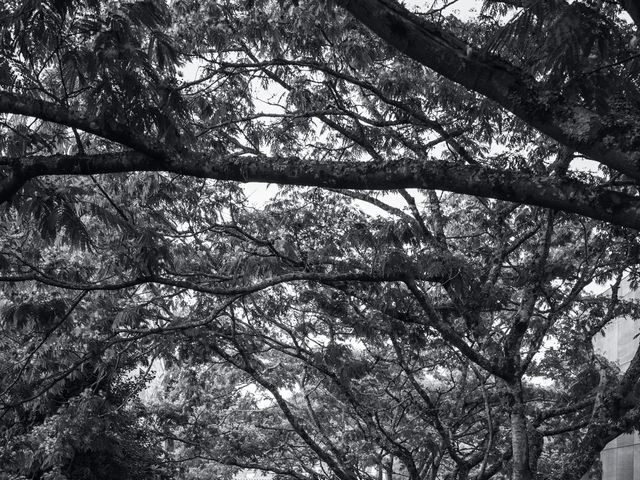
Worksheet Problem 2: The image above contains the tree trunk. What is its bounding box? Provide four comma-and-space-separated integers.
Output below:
509, 381, 533, 480
527, 425, 544, 474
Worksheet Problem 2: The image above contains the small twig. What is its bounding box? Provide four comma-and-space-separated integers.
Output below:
583, 52, 640, 75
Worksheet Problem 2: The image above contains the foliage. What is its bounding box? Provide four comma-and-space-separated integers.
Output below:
1, 1, 640, 480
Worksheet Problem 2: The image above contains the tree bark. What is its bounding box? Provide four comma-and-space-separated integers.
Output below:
4, 152, 640, 230
508, 381, 533, 480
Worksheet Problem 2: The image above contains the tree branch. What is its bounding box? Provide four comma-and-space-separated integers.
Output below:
0, 90, 167, 158
332, 0, 640, 180
4, 152, 640, 229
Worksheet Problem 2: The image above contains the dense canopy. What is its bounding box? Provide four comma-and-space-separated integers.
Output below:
1, 1, 640, 480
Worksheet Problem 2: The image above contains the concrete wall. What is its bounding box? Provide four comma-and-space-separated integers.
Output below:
593, 280, 640, 480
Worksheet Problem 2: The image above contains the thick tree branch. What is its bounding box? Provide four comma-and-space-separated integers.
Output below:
4, 152, 640, 229
332, 0, 640, 180
0, 90, 167, 158
503, 212, 555, 372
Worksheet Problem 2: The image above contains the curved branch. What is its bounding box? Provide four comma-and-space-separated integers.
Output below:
0, 91, 167, 159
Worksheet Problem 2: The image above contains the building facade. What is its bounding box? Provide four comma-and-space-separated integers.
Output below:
593, 280, 640, 480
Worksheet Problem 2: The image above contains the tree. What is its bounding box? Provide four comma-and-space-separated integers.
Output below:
0, 289, 171, 479
1, 0, 640, 227
131, 191, 639, 480
2, 1, 640, 480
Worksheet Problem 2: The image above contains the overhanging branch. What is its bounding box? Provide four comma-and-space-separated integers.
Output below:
4, 151, 640, 229
0, 91, 167, 158
331, 0, 640, 180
